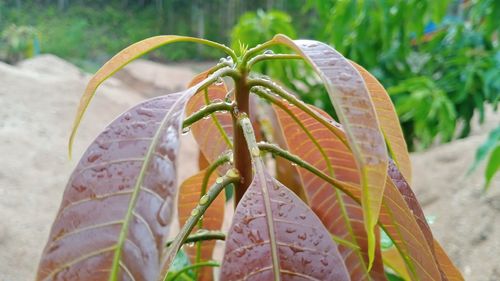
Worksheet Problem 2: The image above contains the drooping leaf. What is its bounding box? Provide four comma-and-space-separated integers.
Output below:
273, 34, 389, 265
378, 179, 442, 280
265, 93, 446, 280
220, 170, 350, 280
177, 170, 225, 281
69, 35, 233, 156
388, 160, 463, 280
271, 100, 387, 280
433, 240, 464, 281
351, 61, 412, 183
37, 72, 224, 280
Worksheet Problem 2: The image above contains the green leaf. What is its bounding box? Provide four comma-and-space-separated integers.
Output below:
485, 145, 500, 190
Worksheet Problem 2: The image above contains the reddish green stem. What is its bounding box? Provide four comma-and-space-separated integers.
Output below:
232, 71, 252, 205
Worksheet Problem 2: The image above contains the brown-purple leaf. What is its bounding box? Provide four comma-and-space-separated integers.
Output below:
273, 35, 389, 267
37, 94, 184, 280
220, 170, 350, 281
271, 101, 387, 280
37, 69, 226, 280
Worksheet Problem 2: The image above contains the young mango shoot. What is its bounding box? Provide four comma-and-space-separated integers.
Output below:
36, 34, 463, 281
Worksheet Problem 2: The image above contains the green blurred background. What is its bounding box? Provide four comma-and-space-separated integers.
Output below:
0, 0, 498, 152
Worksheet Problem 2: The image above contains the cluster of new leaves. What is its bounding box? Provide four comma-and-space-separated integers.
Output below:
36, 34, 463, 280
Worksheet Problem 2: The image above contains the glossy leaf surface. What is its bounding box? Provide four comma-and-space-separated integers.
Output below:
220, 170, 350, 280
351, 61, 412, 183
38, 93, 186, 280
38, 70, 223, 280
272, 101, 386, 280
267, 96, 445, 280
177, 170, 225, 281
273, 34, 389, 264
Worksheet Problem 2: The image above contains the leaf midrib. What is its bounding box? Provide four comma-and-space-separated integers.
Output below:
109, 93, 185, 281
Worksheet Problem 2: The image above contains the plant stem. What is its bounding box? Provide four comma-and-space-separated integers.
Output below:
232, 70, 252, 205
194, 152, 231, 273
248, 78, 350, 148
257, 142, 357, 200
182, 101, 234, 129
165, 230, 225, 247
168, 261, 220, 281
247, 53, 302, 68
161, 170, 240, 277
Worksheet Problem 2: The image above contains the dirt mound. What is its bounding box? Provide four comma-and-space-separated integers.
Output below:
412, 133, 500, 281
0, 54, 498, 280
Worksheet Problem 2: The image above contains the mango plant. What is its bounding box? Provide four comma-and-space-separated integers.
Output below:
36, 34, 463, 281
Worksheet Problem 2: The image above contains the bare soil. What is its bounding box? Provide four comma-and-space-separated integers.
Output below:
0, 55, 498, 280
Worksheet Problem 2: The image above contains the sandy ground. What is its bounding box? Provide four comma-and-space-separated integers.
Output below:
0, 55, 498, 280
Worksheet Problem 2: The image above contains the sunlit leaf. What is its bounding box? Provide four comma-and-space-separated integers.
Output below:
271, 101, 386, 280
273, 34, 389, 266
69, 35, 232, 156
177, 170, 225, 281
351, 61, 412, 183
220, 169, 350, 280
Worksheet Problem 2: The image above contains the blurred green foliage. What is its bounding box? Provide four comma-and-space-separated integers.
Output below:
0, 24, 39, 63
469, 125, 500, 190
1, 1, 498, 149
232, 1, 499, 150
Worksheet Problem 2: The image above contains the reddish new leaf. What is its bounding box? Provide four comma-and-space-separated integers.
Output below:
272, 101, 387, 280
38, 93, 185, 280
388, 160, 463, 280
178, 170, 225, 281
220, 170, 350, 280
273, 35, 389, 265
37, 71, 225, 280
267, 97, 444, 280
352, 61, 412, 183
186, 72, 233, 164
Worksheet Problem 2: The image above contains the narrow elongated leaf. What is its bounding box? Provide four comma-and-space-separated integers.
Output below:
433, 241, 464, 281
220, 170, 350, 280
69, 35, 232, 155
351, 61, 412, 183
186, 72, 233, 164
38, 72, 224, 280
265, 93, 444, 280
388, 160, 463, 280
274, 34, 389, 265
271, 101, 387, 280
177, 170, 225, 281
